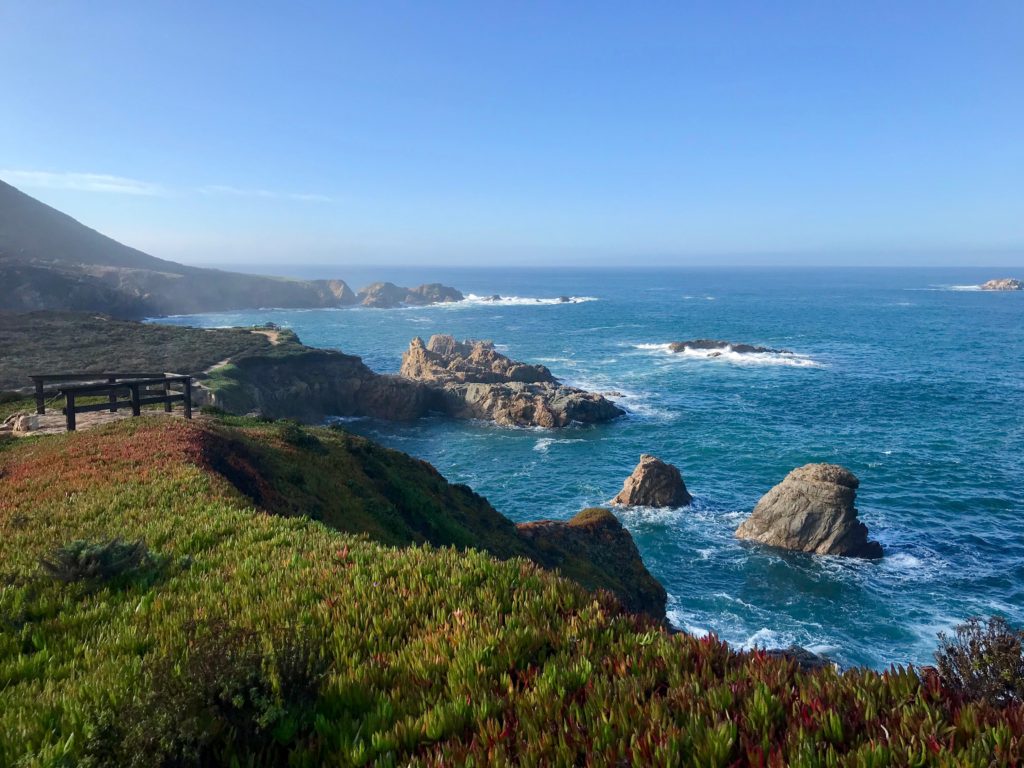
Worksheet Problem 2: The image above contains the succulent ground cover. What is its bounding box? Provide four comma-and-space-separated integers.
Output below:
1, 417, 1022, 766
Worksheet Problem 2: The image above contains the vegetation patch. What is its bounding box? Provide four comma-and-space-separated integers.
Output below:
1, 416, 1022, 766
39, 538, 155, 586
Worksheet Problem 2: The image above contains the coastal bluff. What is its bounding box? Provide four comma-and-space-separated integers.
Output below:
400, 334, 624, 427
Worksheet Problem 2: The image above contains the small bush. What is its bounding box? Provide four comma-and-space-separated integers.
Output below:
40, 538, 153, 585
278, 421, 326, 453
936, 616, 1024, 707
83, 621, 326, 767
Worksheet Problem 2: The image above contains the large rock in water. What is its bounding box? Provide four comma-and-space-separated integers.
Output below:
735, 464, 882, 558
400, 335, 624, 427
517, 508, 667, 619
357, 282, 464, 308
610, 454, 692, 507
979, 278, 1023, 291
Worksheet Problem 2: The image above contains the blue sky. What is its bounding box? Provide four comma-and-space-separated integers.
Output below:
1, 2, 1021, 267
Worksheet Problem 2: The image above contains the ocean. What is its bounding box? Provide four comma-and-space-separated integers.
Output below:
161, 266, 1024, 669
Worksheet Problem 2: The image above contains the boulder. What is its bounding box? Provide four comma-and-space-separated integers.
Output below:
9, 413, 39, 433
517, 508, 667, 619
735, 464, 882, 558
611, 454, 693, 507
980, 278, 1022, 291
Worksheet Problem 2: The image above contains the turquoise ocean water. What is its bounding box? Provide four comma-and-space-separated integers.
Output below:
162, 267, 1023, 669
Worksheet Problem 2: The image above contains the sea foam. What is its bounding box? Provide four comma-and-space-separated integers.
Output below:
633, 342, 822, 368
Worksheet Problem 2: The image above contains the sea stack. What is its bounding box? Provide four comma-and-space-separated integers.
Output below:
979, 278, 1023, 291
735, 464, 882, 558
610, 454, 693, 508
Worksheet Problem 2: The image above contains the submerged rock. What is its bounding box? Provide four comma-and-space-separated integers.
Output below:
980, 278, 1023, 291
735, 463, 883, 558
763, 645, 839, 672
517, 508, 667, 619
611, 454, 692, 508
668, 339, 791, 355
400, 335, 624, 428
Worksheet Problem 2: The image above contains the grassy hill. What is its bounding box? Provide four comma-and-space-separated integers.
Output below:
1, 416, 1021, 766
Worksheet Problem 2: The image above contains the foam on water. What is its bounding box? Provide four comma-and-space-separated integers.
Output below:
632, 342, 823, 368
461, 293, 599, 306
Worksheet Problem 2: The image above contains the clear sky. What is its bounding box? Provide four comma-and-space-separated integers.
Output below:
1, 1, 1021, 267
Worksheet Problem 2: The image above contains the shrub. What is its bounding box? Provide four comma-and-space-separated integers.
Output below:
936, 616, 1024, 707
278, 421, 326, 453
83, 621, 326, 767
39, 538, 153, 585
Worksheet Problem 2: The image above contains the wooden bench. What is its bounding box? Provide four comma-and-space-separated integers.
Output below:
29, 373, 193, 431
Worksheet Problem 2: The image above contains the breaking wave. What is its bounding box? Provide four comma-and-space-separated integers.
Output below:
633, 342, 822, 368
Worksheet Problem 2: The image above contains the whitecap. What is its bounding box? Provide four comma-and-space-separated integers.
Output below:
631, 342, 823, 368
460, 293, 599, 306
532, 437, 585, 453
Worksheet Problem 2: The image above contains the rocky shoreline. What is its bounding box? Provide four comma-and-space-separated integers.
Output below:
400, 335, 625, 428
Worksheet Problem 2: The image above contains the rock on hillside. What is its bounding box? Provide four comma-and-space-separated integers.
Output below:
610, 454, 692, 507
517, 508, 667, 618
735, 463, 883, 558
400, 335, 624, 427
979, 278, 1023, 291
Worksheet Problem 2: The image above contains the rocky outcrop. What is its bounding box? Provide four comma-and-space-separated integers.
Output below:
735, 464, 882, 558
669, 339, 791, 355
517, 508, 667, 619
400, 335, 624, 427
610, 454, 692, 507
205, 346, 433, 423
357, 282, 464, 308
980, 278, 1023, 291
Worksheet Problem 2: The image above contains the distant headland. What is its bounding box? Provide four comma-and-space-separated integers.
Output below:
0, 179, 463, 317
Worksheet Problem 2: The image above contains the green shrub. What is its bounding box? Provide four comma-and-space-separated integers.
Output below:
82, 621, 326, 767
39, 538, 153, 585
278, 421, 326, 453
936, 616, 1024, 707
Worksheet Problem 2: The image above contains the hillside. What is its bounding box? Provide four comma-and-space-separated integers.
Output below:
0, 180, 459, 316
1, 416, 1022, 765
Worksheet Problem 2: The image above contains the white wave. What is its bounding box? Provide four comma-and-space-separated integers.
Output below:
948, 284, 982, 292
632, 342, 822, 368
532, 437, 585, 453
461, 293, 599, 306
742, 627, 797, 651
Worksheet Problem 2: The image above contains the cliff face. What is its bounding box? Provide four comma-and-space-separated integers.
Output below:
517, 508, 667, 618
206, 346, 433, 423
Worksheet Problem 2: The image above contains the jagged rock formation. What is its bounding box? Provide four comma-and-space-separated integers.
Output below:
517, 508, 667, 618
669, 339, 791, 355
980, 278, 1022, 291
400, 335, 624, 427
610, 454, 692, 507
735, 464, 883, 558
357, 282, 464, 308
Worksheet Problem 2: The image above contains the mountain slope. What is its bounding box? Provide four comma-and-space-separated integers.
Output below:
0, 179, 357, 316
